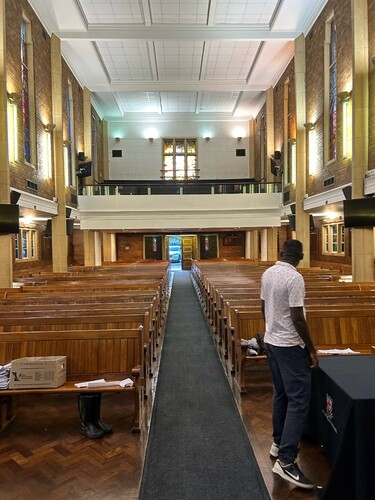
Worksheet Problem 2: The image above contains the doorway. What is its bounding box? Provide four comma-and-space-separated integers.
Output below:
166, 235, 198, 270
167, 236, 182, 270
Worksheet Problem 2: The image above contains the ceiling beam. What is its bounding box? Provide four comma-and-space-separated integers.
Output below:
55, 26, 300, 42
90, 82, 267, 93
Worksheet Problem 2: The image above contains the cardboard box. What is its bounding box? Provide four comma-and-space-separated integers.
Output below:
9, 356, 67, 389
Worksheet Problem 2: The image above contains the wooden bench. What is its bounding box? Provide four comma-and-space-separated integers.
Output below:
233, 308, 375, 394
0, 327, 144, 433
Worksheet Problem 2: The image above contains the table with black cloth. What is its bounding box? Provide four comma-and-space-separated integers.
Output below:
305, 355, 375, 499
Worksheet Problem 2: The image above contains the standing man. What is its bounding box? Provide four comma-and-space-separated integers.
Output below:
260, 239, 319, 490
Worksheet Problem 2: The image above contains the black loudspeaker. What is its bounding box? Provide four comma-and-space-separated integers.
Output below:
66, 207, 72, 218
342, 185, 352, 200
10, 191, 21, 205
0, 204, 19, 234
45, 219, 52, 236
290, 203, 296, 214
288, 215, 296, 231
274, 150, 281, 160
66, 219, 74, 235
77, 152, 86, 161
45, 218, 74, 236
310, 214, 316, 231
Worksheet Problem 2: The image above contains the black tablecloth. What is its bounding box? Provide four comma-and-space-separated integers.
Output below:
306, 355, 375, 499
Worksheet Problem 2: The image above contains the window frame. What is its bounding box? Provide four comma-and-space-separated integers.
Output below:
322, 222, 345, 255
20, 15, 36, 167
324, 14, 337, 165
162, 138, 198, 180
15, 228, 38, 261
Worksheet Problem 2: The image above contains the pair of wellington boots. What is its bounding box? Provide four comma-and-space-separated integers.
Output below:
78, 393, 113, 439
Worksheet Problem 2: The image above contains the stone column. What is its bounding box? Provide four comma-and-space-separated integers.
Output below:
266, 88, 274, 183
103, 120, 109, 180
351, 0, 373, 281
248, 119, 255, 179
94, 231, 102, 266
0, 0, 12, 287
260, 228, 268, 261
294, 34, 310, 267
84, 230, 96, 266
266, 227, 278, 262
51, 34, 68, 272
103, 232, 116, 262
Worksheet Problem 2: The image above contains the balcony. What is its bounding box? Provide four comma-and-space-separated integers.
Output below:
78, 179, 283, 231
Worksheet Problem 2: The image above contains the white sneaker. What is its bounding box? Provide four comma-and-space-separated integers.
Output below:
269, 442, 279, 458
272, 459, 314, 489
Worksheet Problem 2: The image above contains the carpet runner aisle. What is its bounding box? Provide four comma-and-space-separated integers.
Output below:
139, 271, 270, 500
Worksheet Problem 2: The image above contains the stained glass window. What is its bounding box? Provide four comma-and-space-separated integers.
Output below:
66, 85, 74, 186
328, 21, 337, 161
21, 20, 31, 164
162, 139, 198, 180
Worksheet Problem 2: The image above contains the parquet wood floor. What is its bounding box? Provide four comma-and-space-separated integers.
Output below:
0, 360, 331, 499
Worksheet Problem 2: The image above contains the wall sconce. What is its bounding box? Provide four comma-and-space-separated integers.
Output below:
237, 137, 242, 141
149, 137, 154, 142
8, 92, 22, 104
337, 91, 351, 102
63, 139, 71, 147
205, 137, 211, 142
115, 137, 121, 142
303, 122, 315, 131
44, 123, 56, 132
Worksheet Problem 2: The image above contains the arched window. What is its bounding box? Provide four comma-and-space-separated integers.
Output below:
324, 16, 337, 163
64, 82, 75, 187
21, 19, 31, 164
328, 22, 337, 161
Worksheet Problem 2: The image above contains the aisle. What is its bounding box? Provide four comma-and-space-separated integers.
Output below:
139, 271, 269, 500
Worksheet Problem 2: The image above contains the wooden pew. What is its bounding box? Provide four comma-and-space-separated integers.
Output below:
0, 327, 144, 433
233, 308, 375, 394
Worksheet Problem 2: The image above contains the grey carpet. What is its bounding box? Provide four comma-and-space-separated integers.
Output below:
139, 271, 270, 500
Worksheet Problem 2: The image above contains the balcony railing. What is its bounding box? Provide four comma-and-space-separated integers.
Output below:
81, 179, 282, 196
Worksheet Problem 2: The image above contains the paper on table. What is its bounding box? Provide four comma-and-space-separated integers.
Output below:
317, 348, 360, 355
74, 378, 134, 388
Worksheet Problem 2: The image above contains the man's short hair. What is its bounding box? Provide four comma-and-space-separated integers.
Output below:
282, 239, 303, 257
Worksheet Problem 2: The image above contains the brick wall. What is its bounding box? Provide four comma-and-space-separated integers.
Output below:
369, 0, 375, 168
6, 0, 54, 200
117, 234, 145, 261
305, 0, 352, 196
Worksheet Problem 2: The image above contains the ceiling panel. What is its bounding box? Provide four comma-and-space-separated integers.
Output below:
150, 0, 210, 25
80, 0, 144, 24
160, 92, 198, 113
29, 0, 329, 120
118, 91, 161, 113
199, 91, 239, 113
204, 41, 260, 80
154, 41, 204, 80
96, 41, 152, 81
214, 0, 278, 25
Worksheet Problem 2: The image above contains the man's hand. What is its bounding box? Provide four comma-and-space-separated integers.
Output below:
309, 350, 319, 369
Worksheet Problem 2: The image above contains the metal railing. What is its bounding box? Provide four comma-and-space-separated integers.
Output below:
81, 179, 282, 196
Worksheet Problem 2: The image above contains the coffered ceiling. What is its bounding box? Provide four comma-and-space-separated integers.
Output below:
28, 0, 328, 122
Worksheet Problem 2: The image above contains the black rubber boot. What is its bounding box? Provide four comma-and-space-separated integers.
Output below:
78, 394, 104, 439
92, 393, 113, 434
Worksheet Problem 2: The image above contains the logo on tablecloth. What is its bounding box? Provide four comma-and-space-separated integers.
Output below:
322, 393, 337, 433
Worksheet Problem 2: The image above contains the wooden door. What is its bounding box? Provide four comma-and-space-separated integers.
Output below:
181, 235, 197, 270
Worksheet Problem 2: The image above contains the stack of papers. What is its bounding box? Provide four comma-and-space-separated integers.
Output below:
317, 348, 360, 355
0, 363, 11, 389
74, 378, 134, 389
